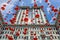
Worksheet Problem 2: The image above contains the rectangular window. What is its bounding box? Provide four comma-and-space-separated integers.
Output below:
47, 36, 50, 40
58, 36, 60, 39
55, 36, 57, 39
46, 32, 49, 34
54, 28, 56, 30
53, 31, 55, 34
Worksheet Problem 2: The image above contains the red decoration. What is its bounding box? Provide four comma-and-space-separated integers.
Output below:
6, 34, 13, 40
50, 5, 54, 9
58, 12, 60, 14
10, 17, 16, 24
14, 6, 19, 11
10, 20, 14, 24
35, 14, 40, 18
23, 32, 26, 35
40, 30, 44, 32
34, 3, 37, 8
16, 31, 20, 36
47, 27, 52, 30
50, 5, 58, 12
45, 0, 48, 3
53, 17, 56, 20
44, 14, 46, 16
9, 27, 14, 32
5, 27, 8, 30
53, 9, 58, 12
1, 7, 5, 10
40, 6, 44, 9
45, 23, 50, 26
33, 37, 38, 40
58, 20, 60, 22
34, 33, 36, 36
24, 17, 29, 22
3, 22, 8, 24
24, 28, 28, 32
8, 36, 13, 40
38, 21, 40, 23
12, 17, 16, 21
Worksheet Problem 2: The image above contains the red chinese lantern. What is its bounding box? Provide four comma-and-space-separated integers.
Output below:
14, 6, 19, 11
24, 28, 28, 32
53, 17, 56, 20
35, 14, 40, 18
34, 3, 37, 8
45, 0, 48, 3
58, 20, 60, 23
8, 36, 13, 40
9, 27, 14, 32
33, 37, 38, 40
16, 31, 20, 36
1, 7, 5, 10
23, 32, 27, 35
47, 27, 52, 30
5, 27, 8, 30
24, 17, 29, 22
34, 33, 36, 36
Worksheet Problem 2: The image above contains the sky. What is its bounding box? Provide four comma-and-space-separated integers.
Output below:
0, 0, 60, 25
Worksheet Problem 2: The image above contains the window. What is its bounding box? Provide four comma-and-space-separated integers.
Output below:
20, 31, 21, 34
56, 32, 59, 34
5, 31, 7, 34
38, 36, 40, 39
30, 36, 33, 39
38, 31, 39, 34
58, 36, 60, 39
7, 31, 9, 34
14, 35, 17, 39
16, 28, 18, 30
54, 28, 56, 30
42, 28, 43, 30
25, 36, 28, 39
1, 31, 4, 34
0, 36, 2, 39
59, 24, 60, 25
22, 36, 23, 38
46, 32, 47, 34
19, 36, 20, 39
47, 36, 50, 40
53, 31, 55, 34
1, 27, 5, 30
3, 36, 4, 39
55, 36, 57, 39
10, 32, 13, 34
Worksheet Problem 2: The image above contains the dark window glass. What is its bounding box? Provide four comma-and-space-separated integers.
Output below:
53, 32, 55, 34
0, 36, 2, 39
54, 28, 56, 30
55, 36, 57, 39
47, 36, 50, 39
58, 36, 60, 39
46, 32, 48, 34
